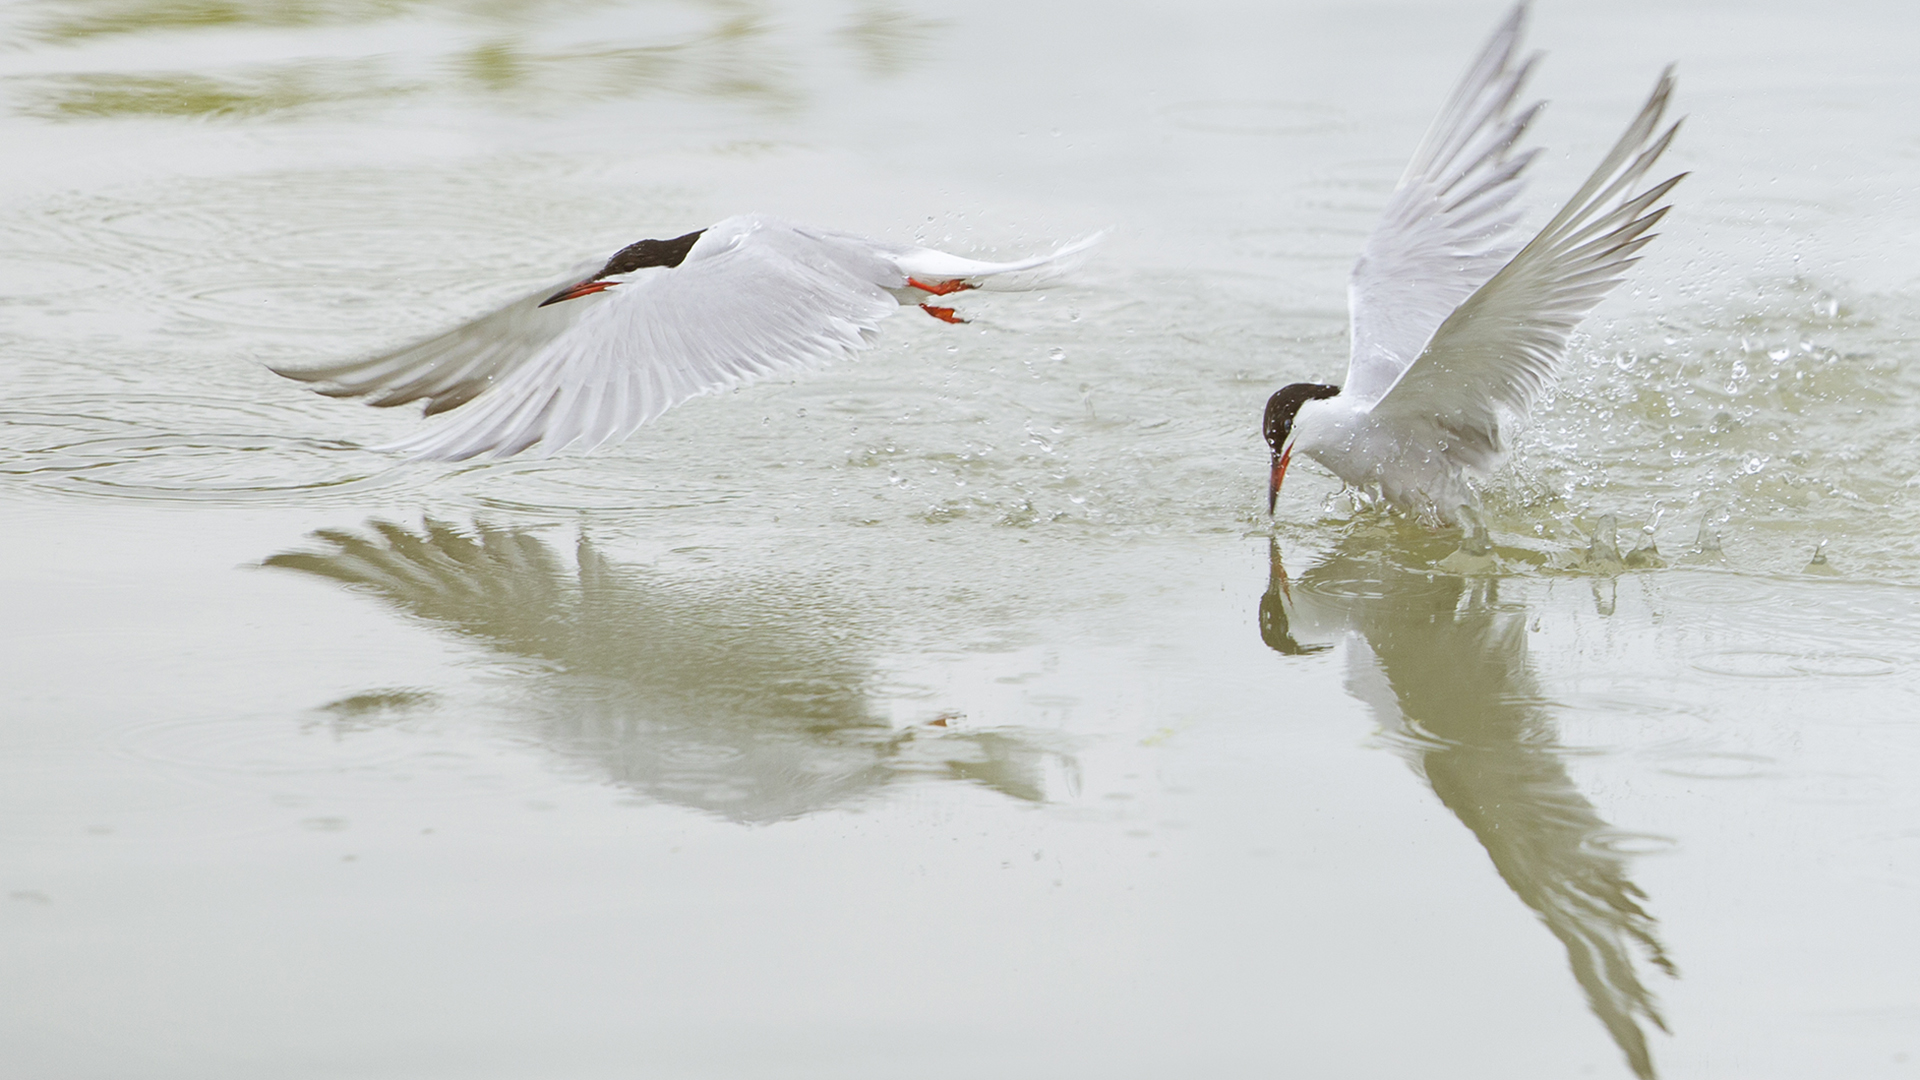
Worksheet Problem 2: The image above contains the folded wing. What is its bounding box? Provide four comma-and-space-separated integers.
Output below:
1345, 2, 1544, 405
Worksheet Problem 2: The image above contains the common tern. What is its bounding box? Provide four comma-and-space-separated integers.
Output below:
1263, 4, 1683, 522
273, 214, 1099, 460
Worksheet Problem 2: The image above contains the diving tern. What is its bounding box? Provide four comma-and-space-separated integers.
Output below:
1263, 4, 1684, 522
273, 215, 1099, 460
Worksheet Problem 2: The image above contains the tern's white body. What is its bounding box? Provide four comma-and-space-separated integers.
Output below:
1292, 394, 1486, 515
1269, 3, 1684, 523
275, 213, 1099, 461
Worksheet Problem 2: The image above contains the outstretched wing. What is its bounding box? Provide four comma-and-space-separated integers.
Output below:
275, 217, 1103, 461
1368, 69, 1684, 473
269, 262, 599, 418
1345, 2, 1544, 406
275, 221, 906, 460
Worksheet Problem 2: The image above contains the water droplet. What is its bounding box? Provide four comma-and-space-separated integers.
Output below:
1458, 507, 1491, 555
1585, 514, 1625, 573
1625, 509, 1666, 568
1436, 507, 1502, 575
1048, 347, 1066, 361
1688, 514, 1724, 562
1804, 539, 1839, 576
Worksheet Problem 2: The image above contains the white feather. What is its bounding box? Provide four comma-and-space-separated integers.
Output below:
1344, 2, 1543, 406
1290, 5, 1684, 521
274, 214, 1100, 461
1363, 71, 1682, 472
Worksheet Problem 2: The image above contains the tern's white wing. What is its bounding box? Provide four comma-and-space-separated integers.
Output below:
275, 216, 1100, 461
270, 261, 600, 418
1344, 2, 1544, 406
1368, 70, 1684, 475
381, 221, 902, 460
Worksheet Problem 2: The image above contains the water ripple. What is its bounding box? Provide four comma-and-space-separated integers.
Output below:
1651, 750, 1778, 781
0, 395, 405, 505
115, 715, 418, 778
1690, 649, 1898, 679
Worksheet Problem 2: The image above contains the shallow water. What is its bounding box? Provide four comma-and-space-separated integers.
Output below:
4, 1, 1919, 1077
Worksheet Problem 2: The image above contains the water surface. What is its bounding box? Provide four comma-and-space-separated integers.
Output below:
4, 1, 1919, 1077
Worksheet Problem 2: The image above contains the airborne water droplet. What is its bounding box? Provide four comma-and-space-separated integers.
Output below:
1584, 515, 1625, 574
1687, 513, 1725, 563
1805, 539, 1840, 576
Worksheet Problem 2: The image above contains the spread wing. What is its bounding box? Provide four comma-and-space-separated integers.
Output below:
1368, 69, 1684, 474
1344, 2, 1544, 406
273, 222, 904, 460
269, 262, 599, 419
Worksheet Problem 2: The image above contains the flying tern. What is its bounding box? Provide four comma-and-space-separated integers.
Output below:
273, 215, 1099, 461
1263, 4, 1684, 522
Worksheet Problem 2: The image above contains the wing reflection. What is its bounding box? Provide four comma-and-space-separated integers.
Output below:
266, 519, 1059, 822
1263, 536, 1676, 1079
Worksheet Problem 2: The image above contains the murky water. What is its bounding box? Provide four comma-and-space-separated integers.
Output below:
4, 1, 1919, 1077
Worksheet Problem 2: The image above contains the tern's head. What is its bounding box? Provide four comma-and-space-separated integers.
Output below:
1262, 382, 1341, 514
540, 228, 707, 307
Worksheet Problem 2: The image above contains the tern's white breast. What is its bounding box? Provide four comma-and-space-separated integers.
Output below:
1292, 397, 1477, 517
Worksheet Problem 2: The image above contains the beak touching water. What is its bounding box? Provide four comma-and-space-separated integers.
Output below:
1267, 443, 1293, 515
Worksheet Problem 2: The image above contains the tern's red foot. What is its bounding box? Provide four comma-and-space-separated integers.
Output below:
920, 303, 967, 324
908, 277, 977, 297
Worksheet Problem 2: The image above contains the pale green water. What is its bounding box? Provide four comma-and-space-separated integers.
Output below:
3, 2, 1919, 1077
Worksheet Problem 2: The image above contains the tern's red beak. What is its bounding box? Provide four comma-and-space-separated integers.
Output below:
1268, 444, 1293, 515
539, 279, 617, 307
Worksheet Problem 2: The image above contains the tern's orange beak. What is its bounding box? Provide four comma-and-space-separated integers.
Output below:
539, 279, 617, 307
1268, 444, 1293, 515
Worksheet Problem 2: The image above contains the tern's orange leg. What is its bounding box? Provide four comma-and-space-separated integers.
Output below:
908, 277, 977, 297
920, 303, 967, 324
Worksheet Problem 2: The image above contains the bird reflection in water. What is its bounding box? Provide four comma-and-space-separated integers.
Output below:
265, 519, 1061, 823
1262, 534, 1676, 1079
